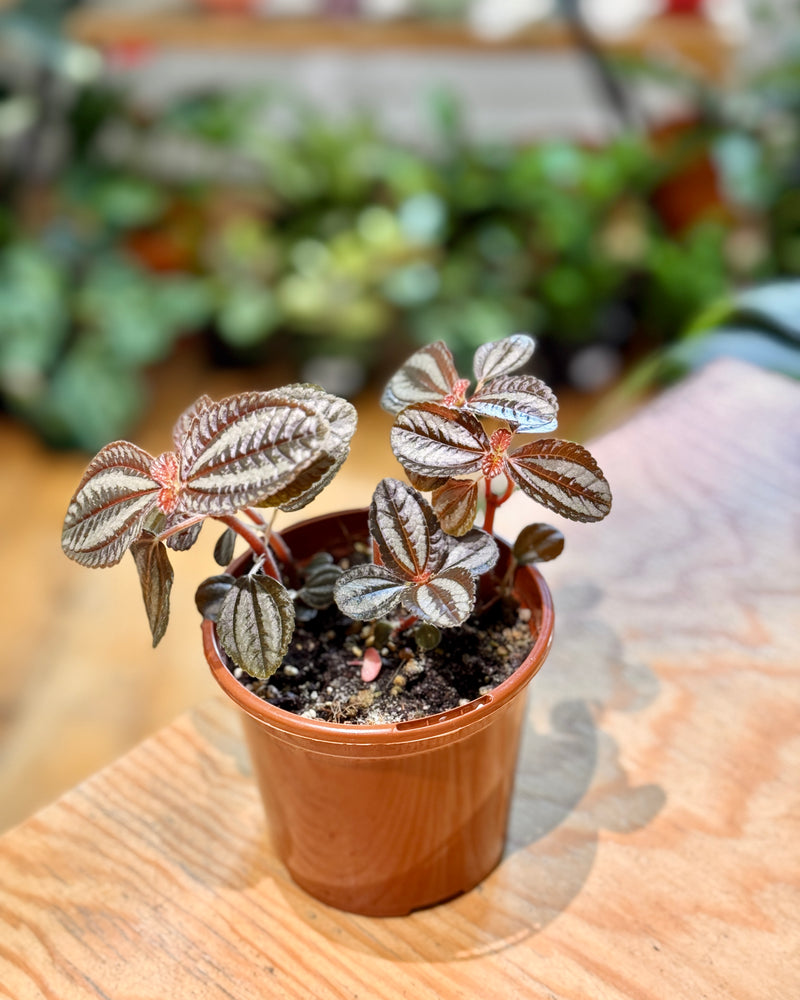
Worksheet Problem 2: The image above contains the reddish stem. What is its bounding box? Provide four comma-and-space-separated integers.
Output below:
268, 529, 293, 567
244, 507, 267, 526
214, 515, 282, 582
482, 477, 514, 535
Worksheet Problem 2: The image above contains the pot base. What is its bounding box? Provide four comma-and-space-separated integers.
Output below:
205, 508, 554, 916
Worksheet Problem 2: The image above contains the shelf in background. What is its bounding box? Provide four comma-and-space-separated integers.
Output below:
67, 11, 732, 80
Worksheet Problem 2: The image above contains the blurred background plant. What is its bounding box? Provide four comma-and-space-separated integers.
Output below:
1, 0, 799, 450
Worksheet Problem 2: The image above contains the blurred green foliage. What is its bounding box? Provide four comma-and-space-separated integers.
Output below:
1, 2, 799, 449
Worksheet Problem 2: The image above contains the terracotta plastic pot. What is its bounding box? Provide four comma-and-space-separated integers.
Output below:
204, 509, 554, 916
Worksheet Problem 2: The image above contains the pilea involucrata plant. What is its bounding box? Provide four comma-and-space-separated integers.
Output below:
62, 332, 611, 695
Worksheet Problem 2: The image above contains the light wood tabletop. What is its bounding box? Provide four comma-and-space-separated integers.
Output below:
0, 357, 797, 999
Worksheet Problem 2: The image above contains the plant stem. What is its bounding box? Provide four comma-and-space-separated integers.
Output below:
214, 515, 281, 582
268, 529, 293, 567
482, 477, 514, 536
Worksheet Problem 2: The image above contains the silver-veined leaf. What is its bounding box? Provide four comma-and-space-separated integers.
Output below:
195, 574, 236, 622
172, 394, 214, 450
507, 439, 612, 523
391, 403, 489, 481
177, 391, 328, 515
216, 575, 295, 680
431, 478, 479, 536
130, 531, 174, 646
62, 441, 160, 568
513, 523, 565, 564
163, 516, 202, 552
298, 560, 344, 609
468, 375, 558, 432
333, 564, 411, 621
473, 333, 535, 383
141, 504, 203, 553
369, 478, 445, 579
275, 386, 357, 511
442, 528, 499, 576
409, 567, 475, 628
380, 340, 459, 414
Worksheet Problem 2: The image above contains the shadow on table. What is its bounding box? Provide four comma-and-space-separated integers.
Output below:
281, 581, 665, 962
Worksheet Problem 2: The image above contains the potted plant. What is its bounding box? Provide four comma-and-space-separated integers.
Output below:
61, 332, 612, 915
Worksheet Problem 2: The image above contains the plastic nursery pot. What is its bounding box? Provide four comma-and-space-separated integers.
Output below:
204, 509, 554, 917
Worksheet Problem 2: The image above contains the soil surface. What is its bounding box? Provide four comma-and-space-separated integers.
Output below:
230, 590, 536, 725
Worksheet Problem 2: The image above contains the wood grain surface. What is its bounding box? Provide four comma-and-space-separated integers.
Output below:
0, 358, 798, 998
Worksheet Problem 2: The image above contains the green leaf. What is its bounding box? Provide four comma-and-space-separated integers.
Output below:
216, 575, 295, 680
413, 622, 441, 651
130, 531, 174, 646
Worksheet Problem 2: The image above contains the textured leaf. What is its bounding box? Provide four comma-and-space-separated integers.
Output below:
369, 478, 445, 579
468, 375, 559, 433
409, 567, 476, 628
333, 564, 411, 621
391, 403, 489, 481
130, 531, 174, 646
163, 515, 203, 552
62, 441, 160, 568
442, 528, 499, 576
172, 394, 214, 451
507, 439, 612, 523
380, 340, 459, 414
142, 507, 203, 553
298, 560, 343, 609
195, 574, 236, 622
513, 523, 565, 564
213, 527, 237, 567
274, 386, 357, 511
216, 574, 295, 680
406, 468, 452, 492
176, 390, 329, 515
473, 333, 535, 383
431, 478, 479, 536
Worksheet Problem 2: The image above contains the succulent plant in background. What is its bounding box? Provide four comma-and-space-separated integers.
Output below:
61, 332, 611, 691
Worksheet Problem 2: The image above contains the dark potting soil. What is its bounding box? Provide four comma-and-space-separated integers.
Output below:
231, 591, 536, 726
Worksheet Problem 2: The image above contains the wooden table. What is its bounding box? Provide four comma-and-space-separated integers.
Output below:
1, 358, 798, 999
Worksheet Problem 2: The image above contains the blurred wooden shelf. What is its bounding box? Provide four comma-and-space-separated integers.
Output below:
67, 11, 732, 79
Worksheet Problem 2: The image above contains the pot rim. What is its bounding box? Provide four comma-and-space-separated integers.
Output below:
203, 507, 554, 752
